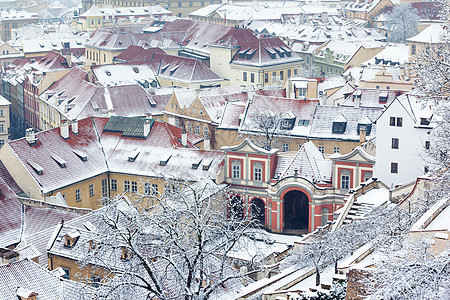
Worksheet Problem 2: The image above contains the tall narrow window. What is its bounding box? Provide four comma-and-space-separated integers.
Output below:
111, 179, 117, 191
124, 180, 130, 192
102, 178, 108, 197
232, 160, 241, 179
396, 117, 403, 127
144, 183, 151, 195
89, 184, 94, 197
391, 138, 399, 149
131, 181, 138, 193
151, 183, 158, 196
340, 170, 350, 190
76, 189, 81, 202
391, 162, 398, 174
253, 162, 263, 181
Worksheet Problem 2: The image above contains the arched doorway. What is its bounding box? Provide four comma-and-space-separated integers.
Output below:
283, 190, 309, 231
251, 198, 265, 226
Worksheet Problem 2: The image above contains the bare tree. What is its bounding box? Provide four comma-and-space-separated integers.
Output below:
242, 110, 292, 151
385, 4, 420, 43
79, 178, 268, 299
364, 238, 450, 299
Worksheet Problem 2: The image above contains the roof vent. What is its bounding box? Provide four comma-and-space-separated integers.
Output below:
160, 154, 171, 166
202, 159, 213, 171
63, 230, 80, 248
169, 66, 178, 75
128, 149, 140, 162
28, 160, 43, 175
51, 154, 66, 168
192, 158, 202, 169
73, 149, 87, 161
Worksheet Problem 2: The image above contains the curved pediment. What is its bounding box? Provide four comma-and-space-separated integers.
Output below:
221, 139, 278, 155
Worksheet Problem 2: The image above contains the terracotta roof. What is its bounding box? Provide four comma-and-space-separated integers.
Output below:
114, 45, 166, 62
7, 117, 223, 193
30, 51, 70, 72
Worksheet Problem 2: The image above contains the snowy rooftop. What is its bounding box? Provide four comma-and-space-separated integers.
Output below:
355, 187, 389, 207
407, 23, 446, 44
92, 62, 157, 86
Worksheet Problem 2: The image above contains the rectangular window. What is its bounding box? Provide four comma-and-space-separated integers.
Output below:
62, 268, 70, 280
287, 69, 291, 78
411, 44, 416, 55
391, 138, 399, 149
131, 181, 137, 193
187, 123, 192, 132
124, 180, 130, 192
272, 71, 276, 78
243, 72, 247, 81
333, 147, 340, 153
391, 162, 398, 174
425, 141, 430, 150
250, 73, 255, 83
76, 189, 81, 202
0, 140, 4, 148
390, 117, 396, 126
151, 183, 158, 196
144, 183, 151, 195
282, 143, 289, 152
232, 160, 241, 179
89, 184, 94, 197
253, 162, 263, 181
195, 125, 200, 134
102, 178, 108, 197
264, 73, 268, 83
280, 71, 284, 80
0, 124, 3, 132
203, 126, 208, 137
111, 179, 117, 191
396, 117, 402, 127
0, 109, 3, 117
318, 146, 325, 154
341, 174, 350, 190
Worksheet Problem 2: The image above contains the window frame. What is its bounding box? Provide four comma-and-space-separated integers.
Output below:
231, 160, 241, 179
390, 162, 398, 174
391, 138, 399, 149
253, 162, 263, 181
111, 179, 117, 191
89, 184, 94, 197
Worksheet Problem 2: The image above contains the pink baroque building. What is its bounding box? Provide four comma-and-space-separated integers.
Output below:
222, 139, 353, 234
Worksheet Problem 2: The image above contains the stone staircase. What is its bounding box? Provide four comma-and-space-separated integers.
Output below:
342, 202, 374, 225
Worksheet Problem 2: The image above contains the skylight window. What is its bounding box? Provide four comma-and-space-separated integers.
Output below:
169, 66, 179, 75
192, 158, 202, 169
202, 159, 213, 171
160, 154, 171, 166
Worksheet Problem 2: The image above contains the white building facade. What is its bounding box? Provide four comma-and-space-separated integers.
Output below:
374, 93, 434, 187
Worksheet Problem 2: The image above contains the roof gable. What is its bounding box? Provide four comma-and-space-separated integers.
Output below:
222, 139, 277, 155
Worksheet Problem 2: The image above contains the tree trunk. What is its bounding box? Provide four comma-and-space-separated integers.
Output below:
335, 260, 338, 274
315, 267, 320, 286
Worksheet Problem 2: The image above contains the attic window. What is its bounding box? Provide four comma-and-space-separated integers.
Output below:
128, 150, 140, 162
51, 154, 67, 168
91, 102, 99, 111
280, 111, 296, 130
64, 230, 80, 248
379, 91, 388, 103
274, 47, 284, 58
265, 48, 276, 59
161, 64, 169, 73
246, 49, 256, 59
202, 159, 213, 171
239, 48, 250, 59
133, 67, 139, 73
420, 118, 430, 125
160, 154, 171, 166
73, 149, 87, 161
332, 115, 347, 134
106, 71, 111, 76
28, 160, 44, 175
298, 119, 310, 126
192, 159, 202, 169
169, 66, 178, 75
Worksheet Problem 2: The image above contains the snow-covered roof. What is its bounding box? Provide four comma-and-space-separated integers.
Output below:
0, 9, 38, 20
341, 89, 402, 108
92, 62, 157, 87
275, 141, 332, 183
362, 44, 409, 66
407, 23, 446, 44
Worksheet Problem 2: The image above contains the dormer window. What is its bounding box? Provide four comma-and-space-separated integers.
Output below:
192, 158, 202, 169
63, 230, 80, 248
128, 150, 140, 162
202, 159, 212, 171
379, 91, 388, 103
357, 123, 372, 135
332, 115, 347, 134
280, 111, 296, 130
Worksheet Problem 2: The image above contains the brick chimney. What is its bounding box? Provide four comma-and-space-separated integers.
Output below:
359, 126, 367, 144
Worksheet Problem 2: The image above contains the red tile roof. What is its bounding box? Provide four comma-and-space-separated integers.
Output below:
30, 51, 70, 72
0, 161, 23, 195
115, 45, 166, 62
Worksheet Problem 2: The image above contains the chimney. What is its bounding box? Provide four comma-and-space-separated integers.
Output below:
65, 53, 72, 68
60, 120, 69, 139
25, 128, 37, 145
204, 136, 210, 151
359, 126, 366, 144
71, 120, 78, 134
144, 119, 151, 137
0, 248, 20, 265
181, 128, 187, 146
16, 287, 38, 300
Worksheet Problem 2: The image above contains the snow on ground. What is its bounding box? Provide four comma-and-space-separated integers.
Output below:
355, 187, 389, 206
425, 204, 450, 231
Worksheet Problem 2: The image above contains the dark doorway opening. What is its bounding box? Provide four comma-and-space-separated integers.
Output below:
251, 198, 265, 226
284, 190, 309, 231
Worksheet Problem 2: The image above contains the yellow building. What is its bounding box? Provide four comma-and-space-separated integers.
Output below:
0, 95, 10, 148
0, 116, 224, 210
209, 29, 303, 88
